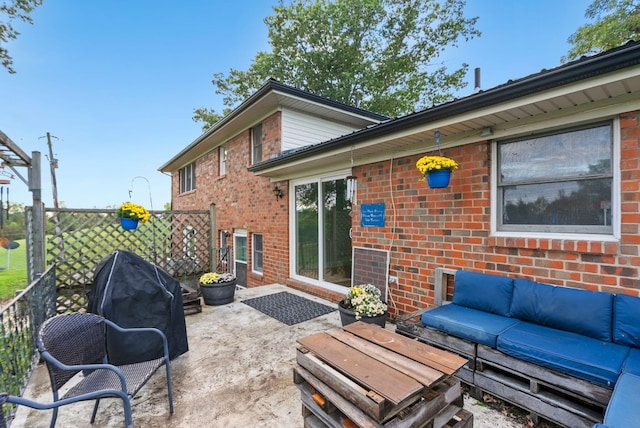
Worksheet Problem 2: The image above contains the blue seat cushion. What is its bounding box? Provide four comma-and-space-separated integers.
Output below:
497, 322, 629, 386
451, 270, 514, 317
602, 372, 640, 427
622, 347, 640, 376
421, 303, 520, 348
510, 278, 613, 342
613, 294, 640, 347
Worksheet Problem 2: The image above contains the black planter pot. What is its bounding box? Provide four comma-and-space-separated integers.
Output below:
338, 300, 387, 327
200, 280, 237, 305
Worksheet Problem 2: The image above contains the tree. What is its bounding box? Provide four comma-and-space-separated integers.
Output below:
0, 0, 43, 74
564, 0, 640, 62
194, 0, 479, 129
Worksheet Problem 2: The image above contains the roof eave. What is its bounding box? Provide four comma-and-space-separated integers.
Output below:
249, 41, 640, 173
159, 79, 389, 173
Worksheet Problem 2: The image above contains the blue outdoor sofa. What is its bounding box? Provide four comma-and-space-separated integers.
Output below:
395, 269, 640, 428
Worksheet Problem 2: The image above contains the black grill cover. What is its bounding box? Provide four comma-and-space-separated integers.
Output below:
88, 250, 189, 365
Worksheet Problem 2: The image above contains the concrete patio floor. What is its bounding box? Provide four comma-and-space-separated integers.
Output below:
12, 284, 526, 427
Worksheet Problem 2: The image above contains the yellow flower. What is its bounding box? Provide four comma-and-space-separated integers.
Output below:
117, 202, 150, 223
199, 272, 236, 284
199, 272, 219, 284
416, 155, 459, 175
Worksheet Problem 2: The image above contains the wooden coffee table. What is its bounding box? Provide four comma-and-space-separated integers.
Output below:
294, 322, 473, 427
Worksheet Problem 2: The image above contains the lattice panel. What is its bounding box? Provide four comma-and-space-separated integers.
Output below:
43, 209, 212, 312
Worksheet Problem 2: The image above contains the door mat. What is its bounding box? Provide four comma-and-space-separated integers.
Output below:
242, 291, 336, 326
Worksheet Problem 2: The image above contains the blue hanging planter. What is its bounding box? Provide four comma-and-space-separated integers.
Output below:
120, 218, 139, 230
427, 169, 452, 188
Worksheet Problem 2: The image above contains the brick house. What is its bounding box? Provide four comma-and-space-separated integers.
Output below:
159, 79, 387, 293
162, 41, 640, 316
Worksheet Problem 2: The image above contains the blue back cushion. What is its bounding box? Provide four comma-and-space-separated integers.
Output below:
623, 348, 640, 376
602, 373, 640, 427
510, 278, 613, 342
614, 294, 640, 347
451, 270, 514, 317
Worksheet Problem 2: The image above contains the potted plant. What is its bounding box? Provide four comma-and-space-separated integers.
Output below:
415, 155, 459, 188
116, 202, 150, 230
338, 284, 388, 327
199, 271, 237, 305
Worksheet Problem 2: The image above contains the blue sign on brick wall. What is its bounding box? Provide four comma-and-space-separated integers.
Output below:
361, 203, 385, 227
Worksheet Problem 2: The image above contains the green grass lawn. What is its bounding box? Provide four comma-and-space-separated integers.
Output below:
0, 239, 28, 300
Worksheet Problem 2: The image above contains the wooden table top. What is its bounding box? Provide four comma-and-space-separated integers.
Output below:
297, 322, 467, 406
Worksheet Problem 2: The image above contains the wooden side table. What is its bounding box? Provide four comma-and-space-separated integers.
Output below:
294, 322, 473, 428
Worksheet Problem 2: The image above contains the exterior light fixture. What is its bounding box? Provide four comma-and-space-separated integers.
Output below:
273, 185, 284, 200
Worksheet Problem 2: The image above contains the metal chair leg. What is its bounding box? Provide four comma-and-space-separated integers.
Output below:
90, 398, 100, 423
122, 397, 133, 428
49, 406, 58, 428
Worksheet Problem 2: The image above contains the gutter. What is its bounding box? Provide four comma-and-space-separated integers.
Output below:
249, 40, 640, 172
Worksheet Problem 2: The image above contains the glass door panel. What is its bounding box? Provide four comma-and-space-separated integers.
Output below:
295, 183, 319, 279
323, 179, 351, 287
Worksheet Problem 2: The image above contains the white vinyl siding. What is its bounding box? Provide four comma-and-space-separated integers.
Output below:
281, 108, 360, 152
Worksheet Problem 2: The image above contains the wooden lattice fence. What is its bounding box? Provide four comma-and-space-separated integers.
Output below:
42, 208, 213, 312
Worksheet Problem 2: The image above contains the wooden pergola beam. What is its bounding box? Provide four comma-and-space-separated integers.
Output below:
0, 129, 31, 167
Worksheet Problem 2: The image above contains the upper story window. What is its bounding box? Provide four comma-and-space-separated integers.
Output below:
179, 162, 196, 193
252, 124, 262, 165
496, 122, 614, 235
219, 144, 227, 176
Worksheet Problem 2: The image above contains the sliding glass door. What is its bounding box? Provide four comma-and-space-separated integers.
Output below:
294, 176, 352, 289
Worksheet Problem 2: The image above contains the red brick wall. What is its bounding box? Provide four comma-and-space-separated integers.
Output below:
352, 111, 640, 317
171, 112, 290, 287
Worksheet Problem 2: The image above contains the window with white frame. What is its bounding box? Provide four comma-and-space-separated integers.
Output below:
219, 144, 227, 176
496, 122, 613, 235
252, 124, 262, 165
179, 162, 196, 193
252, 233, 263, 274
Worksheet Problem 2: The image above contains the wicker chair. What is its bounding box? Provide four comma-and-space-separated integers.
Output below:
0, 392, 84, 428
34, 312, 174, 428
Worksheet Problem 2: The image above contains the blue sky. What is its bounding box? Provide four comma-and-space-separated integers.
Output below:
0, 0, 592, 210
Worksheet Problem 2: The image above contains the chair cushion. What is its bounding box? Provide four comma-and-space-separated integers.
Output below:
451, 270, 514, 317
613, 294, 640, 347
621, 347, 640, 376
509, 278, 613, 342
497, 322, 628, 386
602, 372, 640, 427
421, 303, 520, 348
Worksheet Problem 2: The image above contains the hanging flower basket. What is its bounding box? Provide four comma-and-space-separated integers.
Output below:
426, 169, 452, 188
416, 155, 458, 189
116, 202, 150, 230
120, 218, 139, 230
